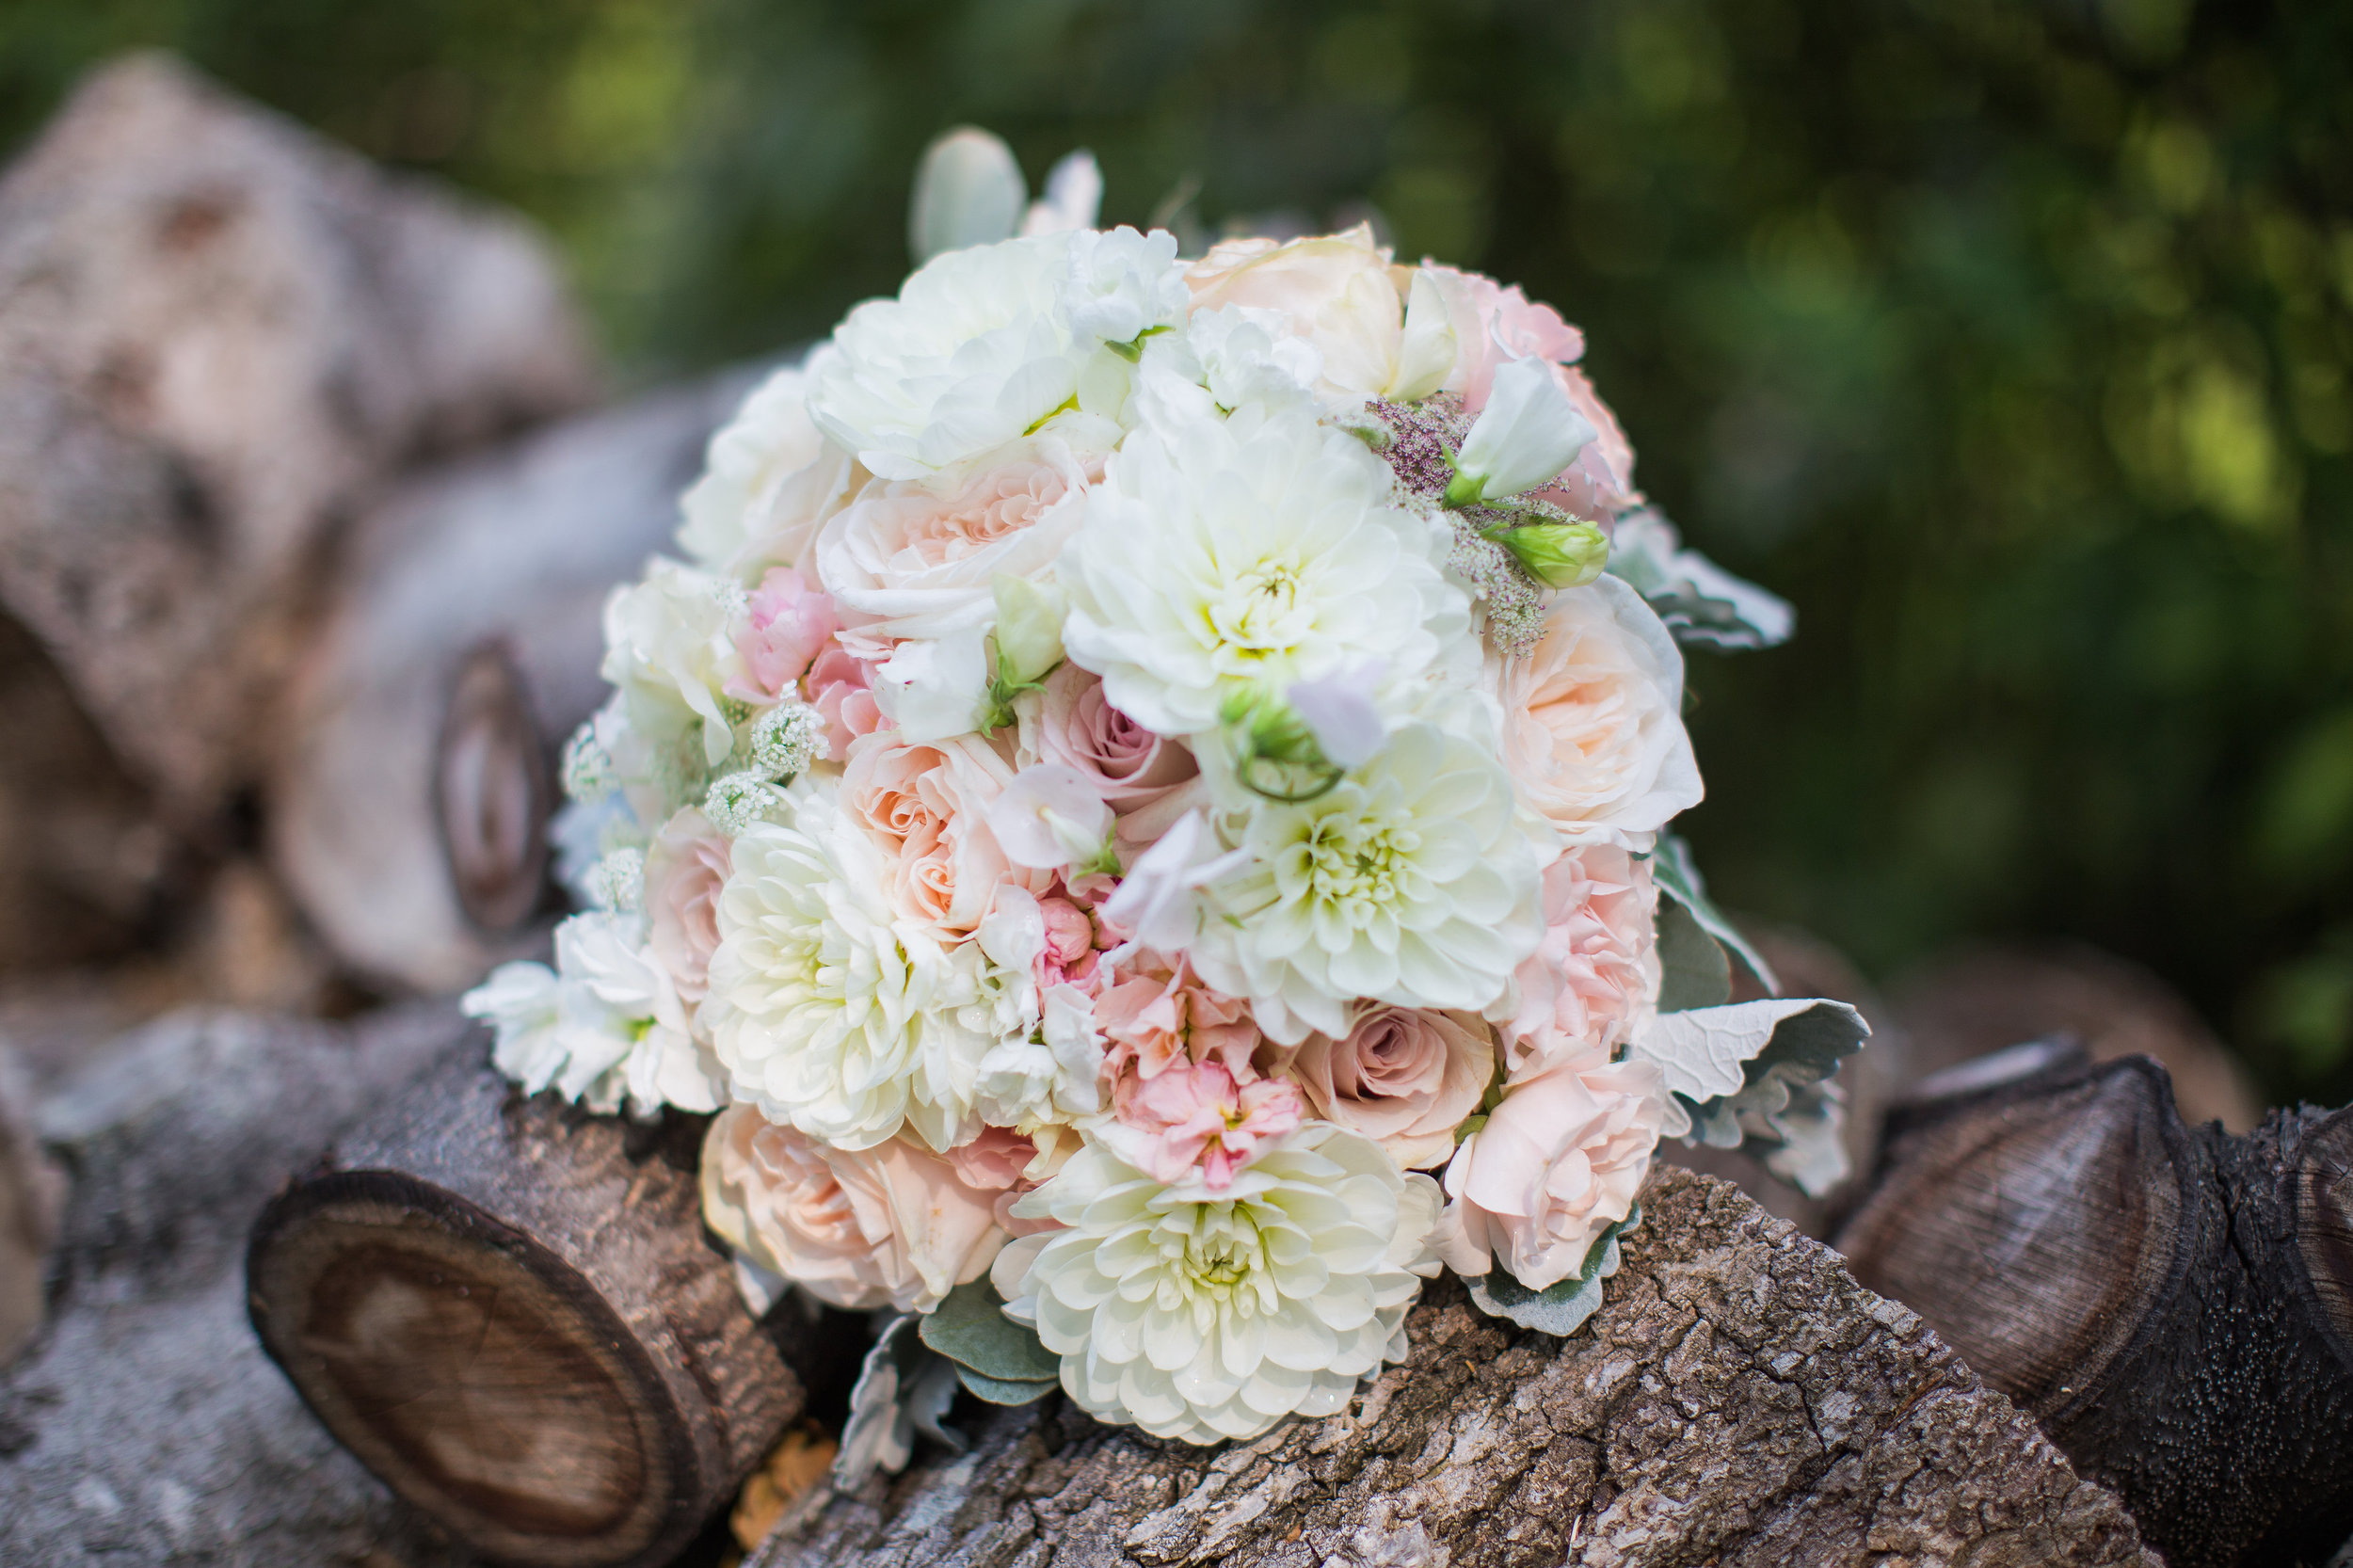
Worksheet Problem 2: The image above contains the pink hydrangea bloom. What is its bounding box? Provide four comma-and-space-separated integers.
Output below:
1112, 1060, 1304, 1190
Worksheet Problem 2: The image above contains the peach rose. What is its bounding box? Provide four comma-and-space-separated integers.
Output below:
840, 730, 1041, 939
1490, 573, 1702, 847
1016, 665, 1198, 835
1440, 1048, 1664, 1290
1094, 950, 1259, 1086
643, 808, 732, 1004
1283, 1006, 1495, 1171
1502, 846, 1659, 1082
814, 440, 1090, 644
700, 1107, 1008, 1312
1186, 223, 1433, 401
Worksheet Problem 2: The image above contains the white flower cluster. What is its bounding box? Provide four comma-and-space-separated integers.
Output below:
467, 141, 1853, 1449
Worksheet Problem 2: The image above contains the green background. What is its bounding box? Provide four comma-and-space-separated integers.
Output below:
7, 0, 2350, 1101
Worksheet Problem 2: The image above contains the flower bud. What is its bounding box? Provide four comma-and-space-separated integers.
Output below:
1486, 520, 1609, 590
908, 127, 1024, 264
990, 574, 1068, 689
1446, 355, 1597, 506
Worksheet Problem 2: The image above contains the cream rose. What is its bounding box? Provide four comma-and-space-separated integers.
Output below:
643, 808, 731, 1004
1184, 223, 1451, 404
700, 1107, 1007, 1313
1490, 573, 1702, 848
1500, 845, 1660, 1082
814, 439, 1092, 644
1440, 1048, 1664, 1291
840, 730, 1040, 939
1283, 1006, 1494, 1172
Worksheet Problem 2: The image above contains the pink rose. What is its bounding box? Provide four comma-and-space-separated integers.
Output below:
699, 1108, 1008, 1312
1504, 846, 1659, 1082
1094, 950, 1259, 1085
1530, 365, 1640, 520
1017, 665, 1198, 830
1110, 1059, 1304, 1190
945, 1124, 1059, 1238
814, 443, 1090, 643
1282, 1006, 1495, 1171
643, 808, 731, 1003
805, 644, 883, 760
841, 730, 1039, 939
1036, 895, 1100, 989
727, 567, 838, 704
1490, 575, 1703, 847
1424, 264, 1586, 410
1440, 1048, 1664, 1290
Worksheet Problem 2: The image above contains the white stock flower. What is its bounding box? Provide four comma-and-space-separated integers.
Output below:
702, 778, 989, 1151
809, 232, 1116, 481
1190, 724, 1545, 1044
678, 355, 857, 574
987, 764, 1116, 872
990, 1122, 1443, 1444
1060, 226, 1188, 347
464, 913, 724, 1118
600, 560, 745, 770
1449, 356, 1599, 506
1060, 402, 1469, 738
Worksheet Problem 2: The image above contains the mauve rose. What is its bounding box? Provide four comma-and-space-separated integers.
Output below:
1094, 951, 1258, 1085
728, 567, 837, 704
841, 730, 1040, 939
806, 644, 882, 760
1284, 1006, 1494, 1172
1502, 846, 1659, 1083
1489, 574, 1703, 848
1439, 1048, 1664, 1291
1017, 664, 1197, 822
700, 1107, 1008, 1313
643, 809, 732, 1004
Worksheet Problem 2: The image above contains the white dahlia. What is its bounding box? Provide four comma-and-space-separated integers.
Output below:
991, 1123, 1443, 1444
701, 778, 990, 1151
808, 232, 1128, 481
1059, 400, 1468, 738
1188, 723, 1545, 1044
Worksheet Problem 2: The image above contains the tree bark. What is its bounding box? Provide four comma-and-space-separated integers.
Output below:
751, 1165, 2156, 1568
0, 1003, 477, 1567
267, 369, 760, 992
0, 52, 598, 828
249, 1050, 802, 1568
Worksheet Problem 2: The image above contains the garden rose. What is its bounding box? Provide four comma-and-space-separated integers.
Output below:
1424, 264, 1585, 410
1501, 845, 1659, 1081
643, 808, 731, 1004
1184, 224, 1451, 404
806, 644, 884, 759
1283, 1006, 1494, 1172
1441, 1048, 1664, 1290
700, 1108, 1007, 1313
840, 731, 1039, 940
1489, 573, 1702, 848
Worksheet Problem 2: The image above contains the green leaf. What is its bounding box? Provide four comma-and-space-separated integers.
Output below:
1650, 836, 1777, 992
918, 1278, 1061, 1384
954, 1365, 1059, 1405
1655, 895, 1732, 1012
1461, 1206, 1640, 1337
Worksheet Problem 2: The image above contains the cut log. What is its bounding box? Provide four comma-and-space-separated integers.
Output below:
1, 1002, 478, 1566
0, 1037, 63, 1367
249, 1049, 801, 1568
269, 369, 760, 992
1837, 1048, 2353, 1568
751, 1166, 2154, 1568
0, 52, 598, 827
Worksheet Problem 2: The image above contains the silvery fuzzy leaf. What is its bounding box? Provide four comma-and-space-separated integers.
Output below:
1752, 1074, 1851, 1195
1649, 836, 1777, 993
954, 1365, 1059, 1405
1655, 895, 1732, 1014
1631, 998, 1865, 1105
832, 1315, 968, 1492
1642, 998, 1870, 1196
918, 1278, 1061, 1384
1462, 1206, 1640, 1337
1607, 509, 1794, 652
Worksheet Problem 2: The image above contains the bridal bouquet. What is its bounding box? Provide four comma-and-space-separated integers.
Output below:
467, 133, 1863, 1451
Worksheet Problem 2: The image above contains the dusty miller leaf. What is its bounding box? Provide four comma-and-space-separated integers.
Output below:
1462, 1206, 1640, 1337
834, 1315, 968, 1491
954, 1365, 1058, 1406
1607, 508, 1794, 652
919, 1278, 1061, 1384
1655, 895, 1732, 1013
1649, 836, 1777, 993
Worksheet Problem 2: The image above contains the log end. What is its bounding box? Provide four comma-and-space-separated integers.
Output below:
249, 1169, 721, 1568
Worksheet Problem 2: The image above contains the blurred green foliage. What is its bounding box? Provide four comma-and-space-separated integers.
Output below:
7, 0, 2352, 1099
